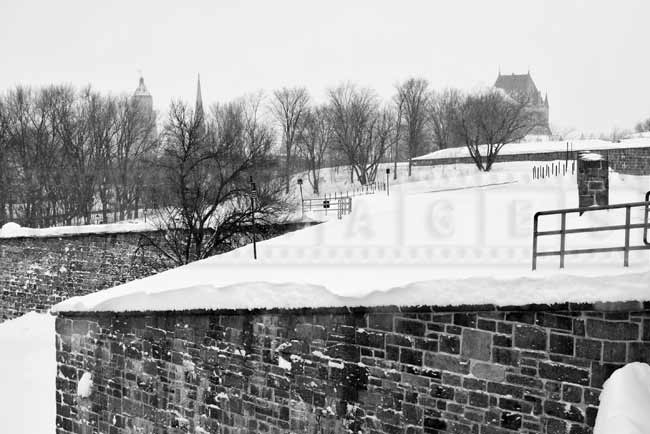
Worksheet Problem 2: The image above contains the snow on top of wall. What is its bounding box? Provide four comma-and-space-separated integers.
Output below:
579, 152, 604, 161
414, 137, 650, 161
0, 221, 156, 239
52, 270, 650, 313
594, 362, 650, 434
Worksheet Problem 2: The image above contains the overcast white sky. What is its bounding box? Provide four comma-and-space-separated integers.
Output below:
1, 0, 648, 133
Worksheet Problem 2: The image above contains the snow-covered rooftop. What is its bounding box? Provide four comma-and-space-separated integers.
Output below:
52, 162, 650, 314
414, 137, 650, 161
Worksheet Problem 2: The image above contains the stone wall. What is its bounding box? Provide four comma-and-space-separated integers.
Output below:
54, 301, 650, 434
0, 223, 316, 323
0, 232, 161, 322
412, 146, 650, 175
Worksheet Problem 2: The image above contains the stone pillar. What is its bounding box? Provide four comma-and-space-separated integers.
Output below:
577, 152, 609, 208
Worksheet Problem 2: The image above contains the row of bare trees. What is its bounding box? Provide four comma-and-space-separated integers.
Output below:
0, 85, 156, 227
270, 80, 536, 195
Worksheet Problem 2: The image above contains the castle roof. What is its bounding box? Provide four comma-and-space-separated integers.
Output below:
494, 73, 539, 97
133, 76, 151, 97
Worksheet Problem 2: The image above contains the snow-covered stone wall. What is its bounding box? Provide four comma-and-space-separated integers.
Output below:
54, 301, 650, 434
413, 146, 650, 175
0, 232, 162, 322
0, 223, 315, 322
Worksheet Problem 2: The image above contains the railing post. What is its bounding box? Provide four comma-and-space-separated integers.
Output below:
560, 212, 566, 268
624, 205, 631, 267
532, 213, 539, 270
643, 191, 650, 245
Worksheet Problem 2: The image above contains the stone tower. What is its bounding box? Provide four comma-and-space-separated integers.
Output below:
133, 75, 153, 116
494, 71, 550, 136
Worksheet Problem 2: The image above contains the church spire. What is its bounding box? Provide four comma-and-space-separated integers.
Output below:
195, 73, 204, 120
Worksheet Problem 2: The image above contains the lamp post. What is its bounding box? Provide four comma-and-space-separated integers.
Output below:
249, 176, 257, 260
297, 178, 304, 217
386, 168, 390, 196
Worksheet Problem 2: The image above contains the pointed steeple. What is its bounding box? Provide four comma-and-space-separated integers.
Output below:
134, 75, 150, 97
195, 74, 204, 120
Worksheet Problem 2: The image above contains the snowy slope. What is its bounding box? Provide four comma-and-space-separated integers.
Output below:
0, 312, 55, 434
52, 162, 650, 313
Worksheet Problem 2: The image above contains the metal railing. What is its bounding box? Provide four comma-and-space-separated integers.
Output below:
532, 191, 650, 270
301, 196, 352, 219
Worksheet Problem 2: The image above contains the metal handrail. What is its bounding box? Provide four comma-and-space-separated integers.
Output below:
643, 191, 650, 246
301, 196, 352, 218
532, 191, 650, 270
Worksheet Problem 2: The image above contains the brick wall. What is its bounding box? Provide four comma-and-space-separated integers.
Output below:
54, 301, 650, 434
0, 223, 316, 323
412, 146, 650, 175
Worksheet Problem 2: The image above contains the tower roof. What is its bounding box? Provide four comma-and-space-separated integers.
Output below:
133, 76, 151, 97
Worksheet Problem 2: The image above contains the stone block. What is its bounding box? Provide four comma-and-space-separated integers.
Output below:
395, 318, 425, 337
539, 362, 589, 386
550, 334, 574, 356
575, 338, 602, 360
602, 341, 626, 362
424, 353, 470, 375
471, 361, 505, 382
586, 319, 638, 340
461, 329, 492, 361
400, 348, 423, 366
492, 347, 520, 367
514, 325, 547, 351
439, 334, 461, 354
544, 400, 584, 423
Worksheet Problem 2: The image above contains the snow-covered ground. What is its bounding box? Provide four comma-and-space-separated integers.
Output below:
53, 160, 650, 313
0, 312, 55, 434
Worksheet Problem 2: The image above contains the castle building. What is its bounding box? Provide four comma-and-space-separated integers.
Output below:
494, 72, 551, 136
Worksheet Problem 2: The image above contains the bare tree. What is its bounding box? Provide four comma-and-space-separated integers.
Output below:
0, 98, 8, 224
271, 87, 310, 193
296, 106, 331, 195
395, 78, 430, 176
428, 88, 462, 150
635, 118, 650, 133
328, 84, 393, 184
452, 88, 534, 171
145, 96, 287, 265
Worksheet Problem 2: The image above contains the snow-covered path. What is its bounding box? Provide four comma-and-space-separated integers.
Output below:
0, 313, 55, 434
